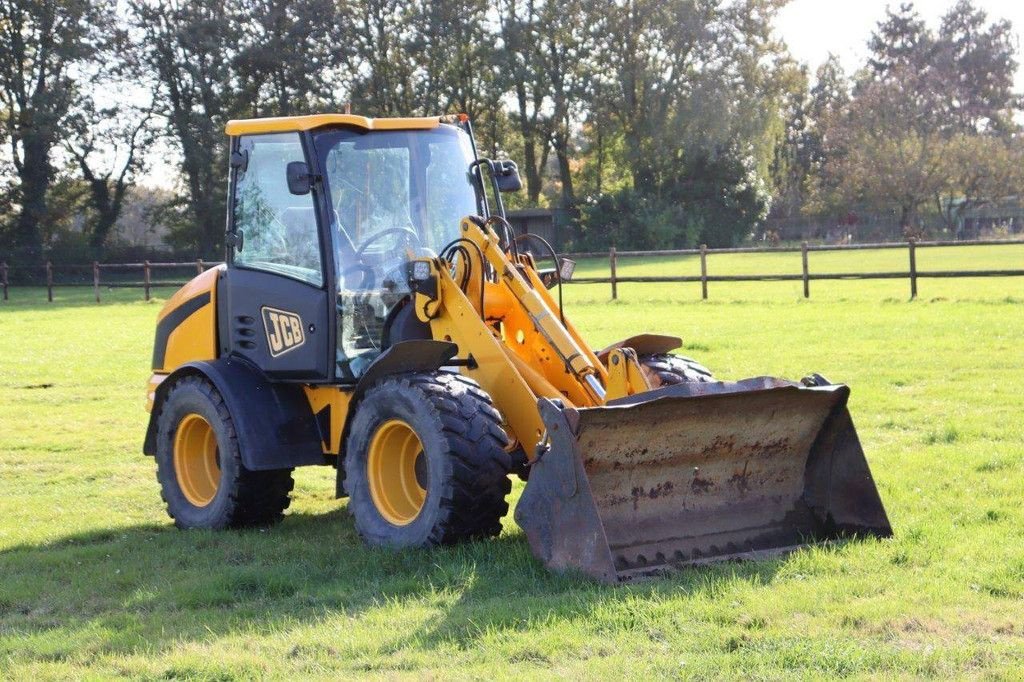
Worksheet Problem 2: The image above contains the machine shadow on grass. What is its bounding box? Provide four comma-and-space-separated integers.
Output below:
0, 507, 808, 655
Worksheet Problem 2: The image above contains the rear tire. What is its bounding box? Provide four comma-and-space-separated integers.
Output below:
639, 353, 714, 387
344, 371, 512, 548
155, 376, 294, 529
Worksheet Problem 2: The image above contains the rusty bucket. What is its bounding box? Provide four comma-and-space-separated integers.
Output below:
514, 378, 892, 583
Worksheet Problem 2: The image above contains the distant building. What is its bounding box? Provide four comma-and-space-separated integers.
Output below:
951, 197, 1024, 239
506, 208, 575, 251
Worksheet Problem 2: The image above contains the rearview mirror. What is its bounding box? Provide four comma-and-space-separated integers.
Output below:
286, 161, 312, 195
492, 159, 522, 193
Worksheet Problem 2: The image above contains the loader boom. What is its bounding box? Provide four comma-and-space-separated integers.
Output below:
410, 216, 655, 457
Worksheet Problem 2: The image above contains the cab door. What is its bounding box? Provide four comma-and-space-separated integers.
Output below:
221, 132, 334, 382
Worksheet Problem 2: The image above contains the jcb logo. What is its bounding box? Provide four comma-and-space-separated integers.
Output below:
261, 306, 305, 357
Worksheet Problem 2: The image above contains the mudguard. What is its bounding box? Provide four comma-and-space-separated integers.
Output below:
143, 357, 326, 470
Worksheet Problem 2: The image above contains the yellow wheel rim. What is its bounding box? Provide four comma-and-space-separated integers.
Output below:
173, 413, 221, 507
367, 419, 427, 526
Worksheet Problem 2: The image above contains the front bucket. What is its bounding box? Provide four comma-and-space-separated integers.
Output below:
514, 378, 892, 583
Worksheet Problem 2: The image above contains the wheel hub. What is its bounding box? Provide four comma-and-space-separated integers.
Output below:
367, 419, 427, 526
173, 413, 221, 507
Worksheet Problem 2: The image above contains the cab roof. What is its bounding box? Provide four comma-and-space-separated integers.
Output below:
224, 114, 442, 136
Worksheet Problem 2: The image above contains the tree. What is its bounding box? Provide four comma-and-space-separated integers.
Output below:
806, 55, 850, 169
540, 0, 590, 211
813, 2, 1022, 235
802, 55, 852, 218
936, 134, 1024, 231
232, 0, 346, 118
344, 0, 420, 116
769, 62, 810, 221
496, 0, 552, 205
589, 0, 721, 192
0, 0, 118, 257
63, 101, 152, 253
582, 0, 786, 246
867, 2, 932, 79
822, 72, 950, 233
935, 0, 1019, 134
130, 0, 238, 255
409, 0, 496, 120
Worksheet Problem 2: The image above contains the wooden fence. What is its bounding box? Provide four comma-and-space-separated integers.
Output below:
0, 260, 223, 303
563, 238, 1024, 300
1, 238, 1022, 304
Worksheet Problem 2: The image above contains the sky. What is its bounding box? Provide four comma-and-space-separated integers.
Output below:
776, 0, 1024, 89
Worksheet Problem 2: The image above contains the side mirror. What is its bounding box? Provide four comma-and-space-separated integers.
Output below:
286, 161, 313, 195
492, 159, 522, 193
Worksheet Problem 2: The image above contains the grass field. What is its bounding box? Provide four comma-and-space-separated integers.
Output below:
1, 246, 1023, 679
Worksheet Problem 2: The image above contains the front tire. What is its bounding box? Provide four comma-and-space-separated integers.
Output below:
155, 376, 294, 529
344, 371, 512, 548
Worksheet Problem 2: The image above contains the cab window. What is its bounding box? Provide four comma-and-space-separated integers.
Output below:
233, 133, 323, 287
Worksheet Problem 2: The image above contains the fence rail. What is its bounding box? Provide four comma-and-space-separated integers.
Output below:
0, 259, 224, 303
562, 238, 1024, 300
1, 238, 1023, 303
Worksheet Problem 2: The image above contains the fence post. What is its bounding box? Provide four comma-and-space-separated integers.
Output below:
908, 239, 918, 299
46, 261, 53, 302
1, 262, 7, 302
144, 260, 151, 301
801, 241, 810, 299
609, 247, 618, 300
196, 259, 204, 275
700, 244, 708, 300
93, 261, 100, 303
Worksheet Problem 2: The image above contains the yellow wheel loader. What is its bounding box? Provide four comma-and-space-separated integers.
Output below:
144, 113, 891, 582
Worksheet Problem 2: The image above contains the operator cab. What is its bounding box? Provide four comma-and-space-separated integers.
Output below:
223, 115, 492, 383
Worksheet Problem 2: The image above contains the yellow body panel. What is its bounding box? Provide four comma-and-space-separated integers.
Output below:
156, 266, 220, 324
225, 114, 441, 136
157, 267, 221, 373
303, 386, 353, 454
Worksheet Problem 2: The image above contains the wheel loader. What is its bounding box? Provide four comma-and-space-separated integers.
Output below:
144, 113, 891, 583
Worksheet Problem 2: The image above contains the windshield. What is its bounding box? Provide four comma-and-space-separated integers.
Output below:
314, 124, 479, 381
314, 125, 479, 272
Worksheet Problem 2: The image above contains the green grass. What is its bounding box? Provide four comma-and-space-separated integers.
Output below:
2, 245, 1024, 679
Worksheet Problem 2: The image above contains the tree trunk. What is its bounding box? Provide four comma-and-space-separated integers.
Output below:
515, 82, 543, 205
625, 124, 656, 193
553, 130, 575, 210
13, 137, 51, 258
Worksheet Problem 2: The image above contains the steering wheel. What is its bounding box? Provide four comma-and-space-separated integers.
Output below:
354, 227, 421, 258
340, 263, 375, 291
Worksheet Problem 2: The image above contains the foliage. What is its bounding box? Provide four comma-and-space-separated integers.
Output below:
129, 1, 239, 256
579, 189, 694, 250
0, 0, 119, 257
810, 1, 1024, 232
2, 0, 1024, 256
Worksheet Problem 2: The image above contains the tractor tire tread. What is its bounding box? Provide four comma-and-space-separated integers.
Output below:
639, 353, 714, 387
346, 371, 511, 547
156, 375, 293, 529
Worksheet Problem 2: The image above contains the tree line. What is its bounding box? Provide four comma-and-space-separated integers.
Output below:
0, 0, 1021, 262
